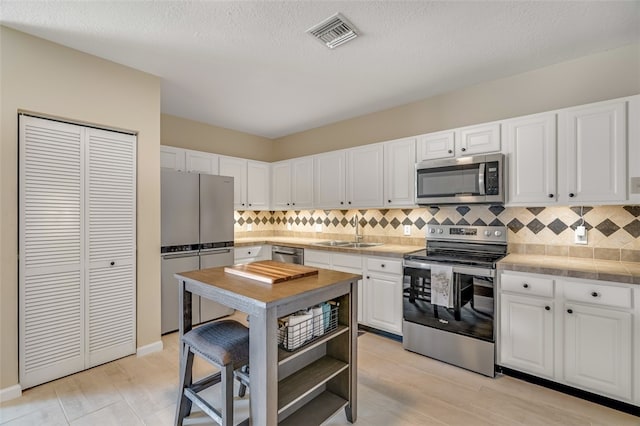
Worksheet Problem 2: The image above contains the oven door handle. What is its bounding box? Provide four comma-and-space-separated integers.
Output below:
403, 260, 495, 278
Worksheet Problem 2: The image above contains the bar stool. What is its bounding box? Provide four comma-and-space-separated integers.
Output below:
175, 320, 249, 426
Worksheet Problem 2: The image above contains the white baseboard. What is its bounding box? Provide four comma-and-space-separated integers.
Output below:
0, 384, 22, 402
136, 340, 163, 357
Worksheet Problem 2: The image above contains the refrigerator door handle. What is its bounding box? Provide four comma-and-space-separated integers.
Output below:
161, 250, 199, 259
199, 248, 232, 255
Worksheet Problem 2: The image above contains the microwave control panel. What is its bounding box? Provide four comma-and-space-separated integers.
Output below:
485, 161, 500, 195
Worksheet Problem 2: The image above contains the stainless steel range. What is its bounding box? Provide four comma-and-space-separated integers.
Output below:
402, 224, 507, 377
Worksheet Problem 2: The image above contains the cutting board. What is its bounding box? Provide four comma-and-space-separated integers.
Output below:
224, 260, 319, 284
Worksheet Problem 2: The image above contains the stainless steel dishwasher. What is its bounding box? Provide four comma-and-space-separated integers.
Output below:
271, 245, 304, 264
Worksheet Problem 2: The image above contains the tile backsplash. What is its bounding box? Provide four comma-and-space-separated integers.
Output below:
235, 205, 640, 261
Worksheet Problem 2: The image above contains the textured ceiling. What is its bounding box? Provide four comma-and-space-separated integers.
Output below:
1, 1, 639, 138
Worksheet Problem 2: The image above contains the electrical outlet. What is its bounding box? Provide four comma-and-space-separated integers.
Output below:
247, 223, 253, 232
403, 225, 411, 236
315, 224, 323, 232
574, 225, 587, 245
287, 223, 292, 231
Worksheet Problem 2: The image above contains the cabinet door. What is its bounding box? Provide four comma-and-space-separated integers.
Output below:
564, 303, 632, 401
291, 157, 314, 209
366, 273, 402, 335
160, 145, 186, 171
457, 123, 501, 156
247, 161, 270, 210
499, 294, 554, 379
314, 151, 346, 208
417, 130, 455, 161
219, 156, 247, 209
384, 137, 416, 207
186, 150, 219, 175
85, 128, 137, 368
505, 113, 557, 204
271, 161, 291, 209
346, 144, 383, 207
559, 101, 626, 203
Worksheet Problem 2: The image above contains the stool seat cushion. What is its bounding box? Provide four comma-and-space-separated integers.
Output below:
182, 320, 249, 368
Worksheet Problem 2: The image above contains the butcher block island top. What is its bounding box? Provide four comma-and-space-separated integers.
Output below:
224, 260, 319, 284
174, 261, 361, 425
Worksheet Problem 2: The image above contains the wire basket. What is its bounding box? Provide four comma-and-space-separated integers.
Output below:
278, 303, 339, 351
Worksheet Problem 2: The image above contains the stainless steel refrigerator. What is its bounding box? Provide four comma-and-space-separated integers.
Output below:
161, 170, 235, 334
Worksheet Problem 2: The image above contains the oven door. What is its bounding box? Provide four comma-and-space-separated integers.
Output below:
403, 261, 495, 342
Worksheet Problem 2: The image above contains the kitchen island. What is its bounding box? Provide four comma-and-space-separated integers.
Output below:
175, 264, 360, 425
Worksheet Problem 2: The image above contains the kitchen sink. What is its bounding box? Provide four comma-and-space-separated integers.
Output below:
313, 240, 352, 247
313, 241, 383, 248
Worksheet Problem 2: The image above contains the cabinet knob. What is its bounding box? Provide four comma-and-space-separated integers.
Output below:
591, 291, 599, 298
522, 283, 529, 289
461, 148, 466, 152
110, 261, 115, 266
388, 200, 391, 203
248, 203, 252, 207
545, 306, 551, 311
381, 264, 385, 268
348, 201, 351, 205
242, 203, 245, 206
366, 276, 370, 280
340, 201, 344, 205
567, 308, 573, 314
569, 193, 575, 198
287, 203, 290, 206
292, 203, 295, 206
548, 194, 554, 198
448, 150, 453, 154
248, 251, 251, 255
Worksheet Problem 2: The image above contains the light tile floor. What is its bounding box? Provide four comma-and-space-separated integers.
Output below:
1, 321, 638, 425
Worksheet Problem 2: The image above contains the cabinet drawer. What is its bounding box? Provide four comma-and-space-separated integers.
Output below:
501, 273, 554, 298
563, 281, 632, 309
333, 253, 362, 270
366, 257, 402, 275
235, 245, 264, 260
304, 249, 331, 266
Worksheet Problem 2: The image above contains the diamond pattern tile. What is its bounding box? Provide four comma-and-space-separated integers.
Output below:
472, 218, 487, 226
301, 217, 307, 225
570, 220, 593, 231
414, 217, 426, 229
331, 217, 340, 227
526, 218, 545, 234
526, 207, 545, 216
507, 218, 524, 233
623, 206, 640, 217
595, 219, 620, 237
323, 218, 330, 226
379, 217, 389, 228
623, 219, 640, 238
456, 218, 470, 225
402, 217, 412, 226
442, 218, 454, 225
390, 218, 401, 229
368, 218, 378, 227
570, 206, 593, 216
379, 209, 389, 216
489, 219, 504, 226
237, 217, 245, 226
340, 217, 348, 227
488, 205, 505, 216
294, 217, 300, 225
456, 206, 471, 216
546, 218, 567, 235
428, 218, 440, 225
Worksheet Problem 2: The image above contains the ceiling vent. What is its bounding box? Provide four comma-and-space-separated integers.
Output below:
307, 13, 359, 49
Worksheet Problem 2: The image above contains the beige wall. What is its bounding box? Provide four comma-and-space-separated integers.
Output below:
161, 113, 273, 162
273, 43, 640, 160
0, 27, 162, 389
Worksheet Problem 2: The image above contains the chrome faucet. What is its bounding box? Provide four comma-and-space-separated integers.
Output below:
353, 215, 363, 243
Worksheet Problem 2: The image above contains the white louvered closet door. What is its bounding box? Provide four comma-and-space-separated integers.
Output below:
20, 116, 137, 388
19, 116, 85, 388
85, 128, 136, 367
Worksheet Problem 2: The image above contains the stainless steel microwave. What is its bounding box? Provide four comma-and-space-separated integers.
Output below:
415, 153, 504, 205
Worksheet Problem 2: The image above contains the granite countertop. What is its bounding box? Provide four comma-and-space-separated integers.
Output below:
498, 254, 640, 285
235, 236, 424, 258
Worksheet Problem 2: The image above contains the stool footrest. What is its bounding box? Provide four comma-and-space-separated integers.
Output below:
184, 388, 223, 425
191, 371, 222, 393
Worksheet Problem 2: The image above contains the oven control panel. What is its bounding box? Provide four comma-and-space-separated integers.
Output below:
426, 225, 507, 243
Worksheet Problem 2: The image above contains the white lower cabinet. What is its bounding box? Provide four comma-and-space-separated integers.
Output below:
304, 250, 402, 335
500, 293, 554, 379
234, 245, 271, 264
498, 271, 637, 405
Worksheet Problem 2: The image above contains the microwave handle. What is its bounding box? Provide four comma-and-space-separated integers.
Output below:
478, 163, 486, 195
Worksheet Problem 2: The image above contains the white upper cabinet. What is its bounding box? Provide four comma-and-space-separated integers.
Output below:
271, 161, 291, 210
246, 160, 270, 210
417, 130, 455, 161
160, 145, 186, 171
457, 122, 501, 156
505, 113, 557, 204
219, 156, 247, 209
185, 150, 219, 174
314, 151, 346, 208
346, 144, 384, 208
384, 137, 416, 207
291, 156, 314, 209
558, 100, 626, 203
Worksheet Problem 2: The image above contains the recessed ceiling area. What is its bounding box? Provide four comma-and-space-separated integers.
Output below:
1, 1, 639, 138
